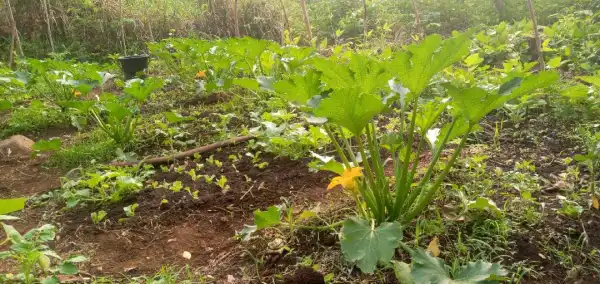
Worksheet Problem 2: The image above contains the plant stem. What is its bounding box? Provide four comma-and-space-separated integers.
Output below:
391, 99, 419, 219
401, 119, 457, 214
402, 123, 473, 224
324, 125, 351, 168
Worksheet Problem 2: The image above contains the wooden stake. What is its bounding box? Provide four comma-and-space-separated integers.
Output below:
143, 0, 155, 41
41, 0, 55, 53
119, 0, 127, 55
411, 0, 423, 36
8, 31, 15, 69
5, 0, 23, 57
527, 0, 545, 70
363, 0, 368, 42
233, 0, 240, 37
299, 0, 312, 43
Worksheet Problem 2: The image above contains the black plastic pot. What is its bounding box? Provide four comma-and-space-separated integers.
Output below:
118, 55, 149, 80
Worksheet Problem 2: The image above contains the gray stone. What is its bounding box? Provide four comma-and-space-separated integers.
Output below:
0, 135, 35, 157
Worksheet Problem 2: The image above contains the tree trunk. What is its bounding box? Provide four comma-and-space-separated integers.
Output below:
119, 0, 127, 55
4, 0, 23, 57
299, 0, 312, 43
8, 31, 15, 69
41, 0, 55, 53
233, 0, 240, 37
363, 0, 368, 42
279, 0, 290, 31
143, 0, 155, 41
411, 0, 423, 36
493, 0, 505, 21
526, 0, 544, 69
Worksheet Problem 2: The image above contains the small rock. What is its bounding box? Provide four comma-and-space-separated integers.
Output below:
0, 135, 35, 157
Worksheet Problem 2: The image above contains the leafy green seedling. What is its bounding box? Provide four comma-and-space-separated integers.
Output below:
91, 210, 107, 225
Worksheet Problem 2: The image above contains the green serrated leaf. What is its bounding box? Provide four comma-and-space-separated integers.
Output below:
390, 32, 472, 95
497, 77, 523, 95
232, 78, 260, 91
449, 71, 558, 124
454, 260, 508, 282
411, 248, 507, 284
314, 89, 384, 135
547, 56, 562, 69
577, 76, 600, 87
340, 217, 403, 273
32, 139, 62, 152
411, 248, 450, 283
560, 84, 589, 100
467, 197, 501, 214
254, 206, 281, 229
273, 70, 321, 105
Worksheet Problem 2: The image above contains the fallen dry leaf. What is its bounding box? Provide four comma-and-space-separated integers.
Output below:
427, 237, 440, 257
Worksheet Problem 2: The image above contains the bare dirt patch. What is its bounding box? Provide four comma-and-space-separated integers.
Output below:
50, 145, 334, 281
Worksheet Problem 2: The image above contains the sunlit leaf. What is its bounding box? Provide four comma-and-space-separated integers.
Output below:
577, 76, 600, 88
0, 198, 28, 215
389, 32, 472, 95
32, 139, 62, 152
273, 70, 321, 105
254, 206, 281, 229
314, 89, 385, 135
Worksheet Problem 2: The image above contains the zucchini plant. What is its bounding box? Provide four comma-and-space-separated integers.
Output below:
248, 33, 558, 274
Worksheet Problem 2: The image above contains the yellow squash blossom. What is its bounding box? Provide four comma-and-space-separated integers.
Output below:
196, 70, 207, 79
72, 89, 81, 97
328, 167, 363, 192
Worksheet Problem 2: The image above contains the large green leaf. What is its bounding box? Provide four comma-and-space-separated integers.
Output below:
0, 100, 12, 111
232, 78, 260, 91
253, 206, 281, 229
411, 248, 449, 283
124, 77, 163, 103
347, 54, 389, 94
0, 198, 28, 215
411, 248, 507, 284
314, 89, 385, 135
32, 139, 62, 152
560, 84, 589, 100
312, 57, 355, 90
389, 33, 472, 95
508, 71, 559, 98
273, 70, 322, 105
449, 71, 558, 124
454, 261, 507, 282
577, 76, 600, 87
340, 217, 403, 273
103, 102, 133, 121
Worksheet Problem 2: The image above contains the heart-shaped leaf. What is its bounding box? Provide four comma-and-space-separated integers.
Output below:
340, 217, 403, 273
